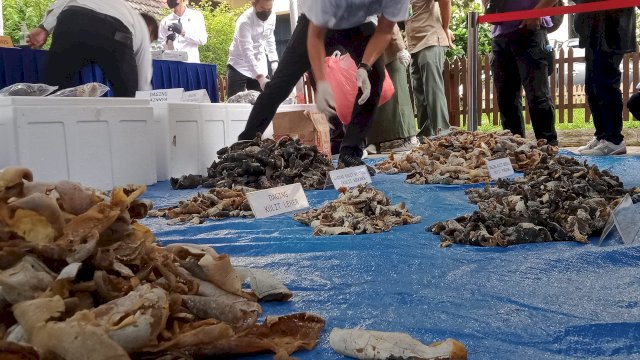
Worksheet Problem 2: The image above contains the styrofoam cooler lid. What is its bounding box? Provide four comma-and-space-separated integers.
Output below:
0, 96, 150, 106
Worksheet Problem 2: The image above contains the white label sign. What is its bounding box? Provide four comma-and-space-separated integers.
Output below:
135, 88, 184, 103
183, 89, 210, 103
487, 158, 515, 180
246, 183, 309, 219
329, 166, 372, 190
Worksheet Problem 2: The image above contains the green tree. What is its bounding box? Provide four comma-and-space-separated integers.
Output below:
2, 0, 54, 45
448, 0, 492, 59
194, 1, 248, 74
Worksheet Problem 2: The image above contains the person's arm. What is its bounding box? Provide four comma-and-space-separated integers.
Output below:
266, 18, 279, 63
237, 19, 264, 79
521, 0, 558, 29
27, 0, 72, 48
307, 22, 327, 82
438, 0, 454, 46
134, 17, 153, 91
360, 15, 396, 70
158, 19, 168, 44
183, 11, 208, 45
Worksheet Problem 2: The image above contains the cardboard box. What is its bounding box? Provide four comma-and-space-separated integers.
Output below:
272, 110, 331, 158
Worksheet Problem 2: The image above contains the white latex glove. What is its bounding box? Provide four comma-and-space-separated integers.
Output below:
315, 81, 337, 117
271, 61, 279, 74
257, 75, 269, 90
397, 49, 411, 68
356, 67, 371, 105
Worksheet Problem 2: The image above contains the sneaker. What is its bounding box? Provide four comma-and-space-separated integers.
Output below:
581, 140, 627, 156
361, 149, 368, 160
391, 139, 417, 153
365, 144, 378, 154
576, 137, 599, 154
409, 136, 420, 146
338, 153, 376, 176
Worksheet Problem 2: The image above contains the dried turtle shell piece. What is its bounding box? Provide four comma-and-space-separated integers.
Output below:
294, 185, 422, 235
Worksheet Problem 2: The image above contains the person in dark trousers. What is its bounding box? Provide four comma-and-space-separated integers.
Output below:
27, 0, 153, 97
574, 1, 636, 155
628, 87, 640, 121
305, 0, 409, 174
484, 0, 558, 146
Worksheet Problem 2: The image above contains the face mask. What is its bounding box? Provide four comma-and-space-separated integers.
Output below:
255, 10, 271, 21
167, 0, 179, 9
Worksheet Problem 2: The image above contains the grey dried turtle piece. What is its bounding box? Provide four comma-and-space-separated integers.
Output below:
235, 267, 293, 302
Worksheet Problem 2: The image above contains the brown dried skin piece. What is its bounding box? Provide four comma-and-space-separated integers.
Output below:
375, 128, 558, 185
144, 313, 325, 359
0, 340, 40, 360
0, 256, 56, 304
430, 155, 632, 247
294, 185, 422, 236
0, 167, 33, 201
148, 188, 254, 225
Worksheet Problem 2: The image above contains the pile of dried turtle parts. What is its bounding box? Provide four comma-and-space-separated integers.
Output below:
375, 128, 558, 185
430, 155, 640, 247
0, 167, 324, 359
171, 135, 333, 191
149, 188, 254, 225
294, 185, 422, 235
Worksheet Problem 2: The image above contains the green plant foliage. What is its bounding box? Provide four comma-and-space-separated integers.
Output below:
448, 0, 492, 59
2, 0, 54, 46
194, 0, 248, 74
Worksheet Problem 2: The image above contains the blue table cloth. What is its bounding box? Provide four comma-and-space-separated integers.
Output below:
0, 47, 218, 102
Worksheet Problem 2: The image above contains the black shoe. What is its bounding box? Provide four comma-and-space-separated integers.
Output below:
338, 153, 376, 176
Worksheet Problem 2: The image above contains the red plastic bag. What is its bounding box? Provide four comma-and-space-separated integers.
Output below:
324, 52, 394, 125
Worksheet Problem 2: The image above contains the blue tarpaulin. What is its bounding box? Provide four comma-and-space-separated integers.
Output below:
140, 151, 640, 360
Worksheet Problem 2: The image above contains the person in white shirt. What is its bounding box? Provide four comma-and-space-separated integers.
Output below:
26, 0, 152, 97
226, 0, 279, 98
158, 0, 207, 63
304, 0, 409, 174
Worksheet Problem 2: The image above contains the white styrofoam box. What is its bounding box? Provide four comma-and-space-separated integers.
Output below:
151, 103, 171, 181
12, 104, 156, 190
166, 103, 227, 178
225, 104, 253, 144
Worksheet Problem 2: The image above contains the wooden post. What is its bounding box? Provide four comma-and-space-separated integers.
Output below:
567, 48, 574, 123
558, 49, 565, 124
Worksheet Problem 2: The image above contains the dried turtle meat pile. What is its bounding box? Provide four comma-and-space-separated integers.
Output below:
0, 167, 324, 359
375, 128, 558, 185
171, 135, 333, 190
148, 188, 254, 225
429, 155, 634, 247
294, 185, 422, 235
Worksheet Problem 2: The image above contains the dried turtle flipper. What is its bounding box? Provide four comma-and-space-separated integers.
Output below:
195, 253, 252, 300
0, 167, 33, 200
235, 267, 293, 302
12, 296, 131, 360
182, 295, 260, 330
92, 284, 170, 352
329, 328, 468, 360
0, 256, 56, 304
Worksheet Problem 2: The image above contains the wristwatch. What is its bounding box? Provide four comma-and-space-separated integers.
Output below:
358, 62, 372, 74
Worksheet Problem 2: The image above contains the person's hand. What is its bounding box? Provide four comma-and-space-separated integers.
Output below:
446, 28, 455, 47
256, 75, 269, 90
271, 61, 278, 74
166, 33, 177, 42
397, 49, 411, 68
315, 81, 337, 117
27, 28, 48, 49
168, 22, 183, 35
356, 67, 371, 105
519, 18, 541, 30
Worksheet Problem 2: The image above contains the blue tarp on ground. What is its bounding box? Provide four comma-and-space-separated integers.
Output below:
140, 151, 640, 360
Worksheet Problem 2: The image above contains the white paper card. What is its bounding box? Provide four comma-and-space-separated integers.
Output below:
246, 183, 309, 219
135, 88, 184, 103
183, 89, 210, 103
487, 158, 515, 180
329, 166, 372, 190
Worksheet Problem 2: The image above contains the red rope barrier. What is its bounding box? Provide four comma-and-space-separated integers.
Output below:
477, 0, 640, 24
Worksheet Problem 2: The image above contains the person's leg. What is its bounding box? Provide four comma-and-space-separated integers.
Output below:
514, 29, 557, 144
226, 65, 249, 98
592, 49, 624, 145
584, 47, 604, 140
238, 15, 313, 140
415, 46, 449, 137
628, 92, 640, 120
245, 78, 262, 92
93, 28, 138, 97
410, 51, 428, 138
491, 35, 525, 137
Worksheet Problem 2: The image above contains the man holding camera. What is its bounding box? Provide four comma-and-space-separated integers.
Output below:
158, 0, 207, 63
485, 0, 558, 146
